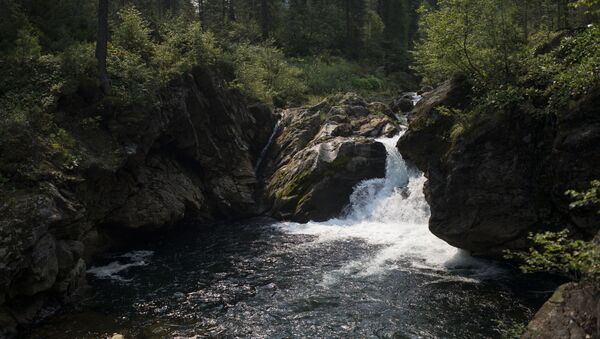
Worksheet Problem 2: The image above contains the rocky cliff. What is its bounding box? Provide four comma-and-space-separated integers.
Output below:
397, 78, 600, 256
0, 66, 276, 336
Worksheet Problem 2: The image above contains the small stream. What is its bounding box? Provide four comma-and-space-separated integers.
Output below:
26, 134, 557, 338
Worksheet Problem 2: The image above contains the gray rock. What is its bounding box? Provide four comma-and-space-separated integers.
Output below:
264, 94, 389, 222
391, 97, 414, 113
0, 66, 278, 335
397, 77, 600, 256
522, 282, 598, 339
9, 234, 58, 297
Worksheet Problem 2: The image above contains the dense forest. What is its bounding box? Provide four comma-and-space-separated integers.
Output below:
1, 0, 598, 121
0, 0, 599, 338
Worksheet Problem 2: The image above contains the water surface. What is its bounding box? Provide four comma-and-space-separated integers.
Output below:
27, 135, 556, 338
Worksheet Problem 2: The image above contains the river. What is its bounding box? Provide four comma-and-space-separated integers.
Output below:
26, 133, 557, 338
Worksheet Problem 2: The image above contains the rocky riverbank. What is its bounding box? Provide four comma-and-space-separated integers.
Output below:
0, 67, 408, 335
397, 78, 600, 257
397, 78, 600, 338
0, 66, 279, 336
1, 64, 598, 337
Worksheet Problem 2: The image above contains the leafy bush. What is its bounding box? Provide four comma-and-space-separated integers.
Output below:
413, 0, 526, 86
298, 56, 361, 94
296, 56, 399, 98
60, 42, 97, 95
112, 7, 154, 62
12, 28, 42, 64
232, 43, 306, 107
505, 181, 600, 282
530, 25, 600, 111
0, 54, 62, 130
505, 229, 599, 281
567, 180, 600, 211
107, 45, 157, 107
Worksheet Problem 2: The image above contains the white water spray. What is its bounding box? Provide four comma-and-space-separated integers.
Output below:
279, 108, 501, 280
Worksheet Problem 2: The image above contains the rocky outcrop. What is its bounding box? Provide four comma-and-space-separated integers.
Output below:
262, 94, 398, 222
397, 78, 600, 256
0, 66, 276, 336
521, 282, 599, 339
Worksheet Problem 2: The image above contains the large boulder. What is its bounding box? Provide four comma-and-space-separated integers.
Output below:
268, 136, 386, 222
263, 94, 394, 222
522, 282, 599, 339
397, 78, 600, 256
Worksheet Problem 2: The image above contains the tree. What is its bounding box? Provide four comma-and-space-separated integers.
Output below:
96, 0, 110, 94
229, 0, 236, 21
261, 0, 269, 39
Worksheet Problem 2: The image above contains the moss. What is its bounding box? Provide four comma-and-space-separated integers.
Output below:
275, 154, 352, 209
548, 286, 565, 304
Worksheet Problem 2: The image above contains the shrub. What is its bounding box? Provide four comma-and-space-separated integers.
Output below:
413, 0, 526, 86
505, 229, 599, 281
232, 43, 306, 107
12, 28, 41, 64
60, 42, 96, 95
567, 180, 600, 211
505, 181, 600, 282
107, 44, 157, 107
112, 6, 154, 62
299, 56, 362, 94
154, 19, 222, 84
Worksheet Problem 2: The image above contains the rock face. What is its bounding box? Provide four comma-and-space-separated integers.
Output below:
0, 66, 276, 336
522, 282, 599, 339
262, 94, 397, 222
397, 78, 600, 256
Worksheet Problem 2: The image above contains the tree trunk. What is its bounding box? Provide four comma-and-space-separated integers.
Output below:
222, 0, 226, 23
345, 0, 351, 53
229, 0, 236, 21
261, 0, 269, 39
96, 0, 110, 94
198, 0, 205, 27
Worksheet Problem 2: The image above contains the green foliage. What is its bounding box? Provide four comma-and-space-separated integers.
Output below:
567, 180, 600, 211
12, 28, 42, 64
296, 56, 401, 98
48, 128, 80, 170
154, 19, 222, 83
505, 230, 599, 280
113, 7, 155, 61
0, 54, 62, 130
506, 181, 600, 282
414, 0, 526, 86
363, 9, 385, 54
572, 0, 600, 14
525, 25, 600, 111
108, 7, 224, 106
231, 43, 306, 107
60, 42, 97, 95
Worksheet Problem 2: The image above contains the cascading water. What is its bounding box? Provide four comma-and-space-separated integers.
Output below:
254, 119, 281, 175
29, 100, 554, 338
278, 131, 497, 280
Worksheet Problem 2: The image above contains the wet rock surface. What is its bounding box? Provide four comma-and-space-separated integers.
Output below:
398, 78, 600, 256
522, 282, 599, 339
262, 93, 399, 222
0, 66, 276, 336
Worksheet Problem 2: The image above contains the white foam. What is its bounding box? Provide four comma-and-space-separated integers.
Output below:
277, 106, 503, 281
87, 250, 154, 281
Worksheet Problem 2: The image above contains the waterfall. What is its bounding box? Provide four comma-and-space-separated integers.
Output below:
279, 94, 501, 279
254, 120, 281, 175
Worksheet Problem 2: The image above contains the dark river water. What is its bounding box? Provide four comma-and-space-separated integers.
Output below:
25, 135, 557, 339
